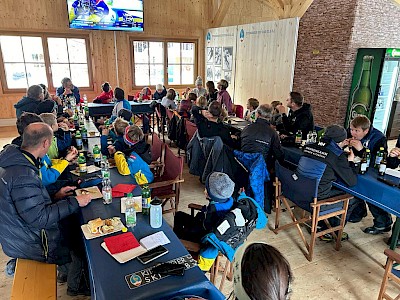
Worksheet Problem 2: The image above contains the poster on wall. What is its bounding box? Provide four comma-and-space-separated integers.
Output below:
207, 47, 214, 64
223, 47, 233, 71
215, 47, 222, 65
214, 67, 222, 82
206, 66, 214, 81
344, 48, 385, 128
224, 71, 232, 84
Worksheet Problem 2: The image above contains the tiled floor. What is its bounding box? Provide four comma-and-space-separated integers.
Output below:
0, 127, 399, 299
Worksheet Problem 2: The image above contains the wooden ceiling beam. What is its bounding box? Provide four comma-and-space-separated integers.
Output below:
254, 0, 282, 19
211, 0, 232, 27
290, 0, 314, 17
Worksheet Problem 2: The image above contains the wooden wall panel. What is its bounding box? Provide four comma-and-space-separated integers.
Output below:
234, 18, 299, 107
0, 0, 206, 119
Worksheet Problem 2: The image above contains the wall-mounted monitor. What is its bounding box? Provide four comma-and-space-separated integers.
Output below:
67, 0, 143, 32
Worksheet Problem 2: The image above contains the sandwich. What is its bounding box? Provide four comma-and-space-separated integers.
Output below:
88, 218, 105, 234
100, 225, 114, 234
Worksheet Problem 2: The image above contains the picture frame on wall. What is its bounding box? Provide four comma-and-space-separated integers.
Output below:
215, 47, 222, 65
214, 66, 222, 82
207, 47, 214, 64
223, 47, 233, 71
224, 71, 232, 84
206, 66, 214, 81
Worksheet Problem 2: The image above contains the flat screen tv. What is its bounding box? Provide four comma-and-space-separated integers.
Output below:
67, 0, 143, 32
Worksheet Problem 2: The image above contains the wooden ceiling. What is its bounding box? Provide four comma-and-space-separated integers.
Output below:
210, 0, 314, 27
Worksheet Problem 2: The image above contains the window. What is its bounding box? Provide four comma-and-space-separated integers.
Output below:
132, 40, 196, 87
0, 34, 91, 92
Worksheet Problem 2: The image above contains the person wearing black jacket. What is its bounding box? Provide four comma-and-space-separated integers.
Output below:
347, 116, 392, 234
192, 101, 237, 149
14, 85, 44, 118
241, 104, 284, 167
298, 125, 357, 240
387, 135, 400, 169
0, 123, 91, 293
277, 92, 314, 139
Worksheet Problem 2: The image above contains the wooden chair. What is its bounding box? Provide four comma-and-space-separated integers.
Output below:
378, 249, 400, 300
11, 259, 56, 300
274, 161, 353, 261
149, 144, 184, 214
233, 104, 244, 118
150, 132, 164, 177
155, 103, 166, 142
180, 203, 233, 291
185, 119, 198, 144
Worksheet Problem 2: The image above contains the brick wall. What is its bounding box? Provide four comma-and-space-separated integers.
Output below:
293, 0, 400, 127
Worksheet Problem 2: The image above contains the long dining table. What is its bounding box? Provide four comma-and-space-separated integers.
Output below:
78, 119, 225, 300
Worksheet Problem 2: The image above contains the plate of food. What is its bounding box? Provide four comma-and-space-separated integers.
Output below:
81, 217, 125, 240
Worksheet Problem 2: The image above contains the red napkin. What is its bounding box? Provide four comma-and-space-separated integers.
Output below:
112, 184, 136, 198
104, 232, 140, 254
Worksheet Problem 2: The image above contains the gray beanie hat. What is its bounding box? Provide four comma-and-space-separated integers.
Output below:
205, 172, 235, 202
195, 76, 203, 86
324, 125, 347, 143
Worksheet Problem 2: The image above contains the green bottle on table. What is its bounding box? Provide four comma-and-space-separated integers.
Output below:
82, 127, 88, 146
75, 130, 83, 150
78, 153, 87, 176
374, 147, 384, 169
93, 145, 101, 167
141, 184, 151, 215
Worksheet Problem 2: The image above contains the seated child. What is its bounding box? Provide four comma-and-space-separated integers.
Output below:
153, 84, 166, 101
244, 98, 259, 122
40, 113, 72, 159
161, 89, 177, 110
136, 87, 152, 101
178, 92, 195, 118
174, 172, 267, 271
113, 125, 153, 185
101, 117, 130, 156
93, 82, 114, 104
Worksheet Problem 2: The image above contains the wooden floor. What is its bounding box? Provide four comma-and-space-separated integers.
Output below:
0, 126, 399, 299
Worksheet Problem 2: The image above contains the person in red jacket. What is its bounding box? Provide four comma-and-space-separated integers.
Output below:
136, 87, 152, 100
93, 82, 114, 104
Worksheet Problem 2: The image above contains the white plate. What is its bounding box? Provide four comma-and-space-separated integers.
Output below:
81, 218, 124, 240
101, 242, 147, 263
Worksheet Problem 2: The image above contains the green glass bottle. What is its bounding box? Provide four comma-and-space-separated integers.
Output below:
78, 153, 87, 176
349, 55, 373, 121
374, 147, 384, 169
93, 145, 101, 167
75, 130, 83, 150
141, 184, 151, 215
84, 106, 89, 120
365, 149, 371, 166
82, 127, 88, 146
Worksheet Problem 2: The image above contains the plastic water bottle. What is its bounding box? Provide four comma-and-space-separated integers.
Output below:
102, 178, 112, 204
312, 130, 317, 143
101, 155, 110, 179
150, 197, 162, 228
306, 131, 312, 144
125, 193, 137, 227
83, 94, 88, 107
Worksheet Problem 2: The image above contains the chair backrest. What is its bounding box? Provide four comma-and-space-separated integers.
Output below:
234, 105, 244, 118
151, 132, 163, 162
185, 119, 198, 143
166, 109, 174, 121
163, 145, 183, 180
275, 161, 318, 212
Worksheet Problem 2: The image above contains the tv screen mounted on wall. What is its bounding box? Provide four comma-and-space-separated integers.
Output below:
67, 0, 143, 32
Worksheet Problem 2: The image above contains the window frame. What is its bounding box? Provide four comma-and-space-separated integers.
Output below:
130, 37, 198, 89
0, 31, 93, 94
